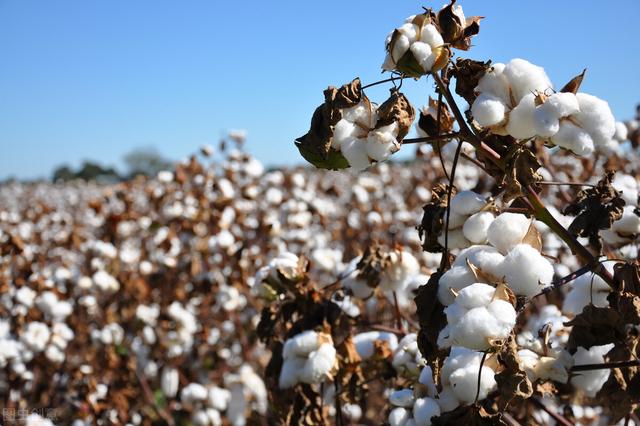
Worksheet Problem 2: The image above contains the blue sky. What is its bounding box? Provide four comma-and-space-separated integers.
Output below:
1, 0, 638, 179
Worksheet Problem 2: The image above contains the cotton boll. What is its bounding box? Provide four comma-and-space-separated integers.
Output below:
341, 139, 370, 171
563, 273, 611, 315
278, 356, 304, 389
437, 265, 477, 305
379, 250, 421, 292
181, 383, 208, 408
367, 123, 399, 162
332, 119, 357, 150
300, 343, 336, 384
392, 34, 411, 62
390, 388, 416, 408
453, 283, 496, 309
447, 307, 502, 350
353, 331, 399, 359
612, 206, 640, 236
283, 330, 320, 358
413, 397, 440, 426
612, 174, 638, 206
475, 63, 510, 104
418, 366, 437, 397
445, 211, 467, 229
161, 367, 179, 398
398, 23, 419, 42
503, 58, 552, 102
437, 228, 469, 250
449, 363, 496, 403
389, 407, 412, 426
487, 300, 518, 331
462, 212, 494, 244
436, 386, 460, 413
342, 101, 376, 128
471, 93, 507, 127
450, 191, 487, 216
410, 42, 435, 72
571, 344, 614, 397
506, 94, 537, 139
420, 24, 444, 48
574, 93, 616, 148
487, 213, 531, 253
499, 244, 553, 297
540, 92, 580, 118
550, 121, 595, 156
453, 245, 501, 268
533, 107, 560, 138
614, 121, 629, 141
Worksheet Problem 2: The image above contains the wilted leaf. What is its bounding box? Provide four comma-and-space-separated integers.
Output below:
376, 89, 416, 141
500, 143, 543, 203
418, 96, 455, 137
418, 183, 456, 253
451, 58, 492, 105
436, 1, 483, 51
613, 261, 640, 295
432, 405, 506, 426
495, 335, 533, 410
415, 271, 448, 361
565, 305, 626, 352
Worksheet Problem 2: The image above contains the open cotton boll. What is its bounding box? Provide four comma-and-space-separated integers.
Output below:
475, 63, 510, 104
392, 34, 411, 62
437, 265, 477, 305
562, 273, 611, 315
487, 213, 531, 254
278, 356, 305, 389
282, 330, 320, 358
342, 101, 376, 128
612, 206, 640, 236
366, 123, 399, 162
463, 212, 494, 244
332, 119, 357, 150
533, 107, 560, 138
505, 93, 537, 139
550, 121, 595, 156
442, 284, 516, 350
341, 139, 370, 171
539, 92, 580, 118
379, 250, 421, 292
393, 333, 424, 376
300, 343, 337, 384
410, 42, 435, 72
574, 93, 616, 148
571, 344, 614, 397
436, 387, 460, 413
615, 121, 629, 141
398, 23, 419, 42
353, 331, 399, 359
420, 24, 444, 48
181, 383, 209, 408
389, 407, 412, 426
437, 228, 469, 250
471, 93, 507, 127
413, 397, 440, 426
390, 388, 416, 408
419, 366, 437, 397
445, 211, 467, 229
499, 244, 553, 297
612, 174, 638, 206
450, 191, 487, 217
502, 58, 552, 102
449, 362, 497, 404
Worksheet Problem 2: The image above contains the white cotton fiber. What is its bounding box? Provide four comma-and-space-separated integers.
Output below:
353, 331, 399, 359
389, 407, 411, 426
615, 121, 629, 141
487, 213, 531, 253
571, 344, 614, 397
366, 128, 397, 162
390, 388, 416, 408
436, 387, 460, 413
419, 365, 437, 397
300, 343, 337, 384
341, 139, 370, 171
438, 266, 476, 305
449, 362, 496, 403
540, 92, 580, 118
450, 191, 487, 216
279, 357, 305, 389
574, 93, 616, 148
463, 212, 494, 244
392, 34, 411, 62
562, 273, 610, 315
533, 107, 560, 138
502, 58, 552, 102
398, 23, 419, 42
410, 42, 434, 72
282, 330, 320, 358
445, 211, 467, 229
506, 93, 537, 140
550, 120, 595, 156
413, 397, 440, 426
332, 119, 357, 149
475, 63, 510, 104
420, 24, 444, 48
437, 228, 469, 250
499, 244, 553, 297
453, 283, 495, 309
471, 93, 507, 127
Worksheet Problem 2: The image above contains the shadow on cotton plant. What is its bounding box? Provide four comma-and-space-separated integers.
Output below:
279, 1, 640, 425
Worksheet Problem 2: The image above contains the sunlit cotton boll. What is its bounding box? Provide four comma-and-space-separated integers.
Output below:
353, 331, 399, 359
562, 273, 611, 315
378, 250, 421, 293
571, 344, 614, 397
438, 283, 516, 350
487, 212, 532, 254
498, 244, 554, 297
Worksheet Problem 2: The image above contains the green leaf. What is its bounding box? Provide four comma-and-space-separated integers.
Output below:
396, 50, 426, 79
295, 140, 350, 170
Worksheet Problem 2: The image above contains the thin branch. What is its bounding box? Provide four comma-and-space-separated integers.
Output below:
361, 76, 404, 90
572, 359, 640, 372
530, 398, 574, 426
402, 132, 459, 145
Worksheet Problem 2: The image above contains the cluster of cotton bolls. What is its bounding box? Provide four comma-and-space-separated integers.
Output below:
331, 98, 405, 171
278, 330, 337, 389
382, 13, 446, 75
436, 210, 554, 305
471, 58, 617, 155
438, 190, 494, 249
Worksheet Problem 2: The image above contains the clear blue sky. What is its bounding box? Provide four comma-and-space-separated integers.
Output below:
1, 0, 639, 180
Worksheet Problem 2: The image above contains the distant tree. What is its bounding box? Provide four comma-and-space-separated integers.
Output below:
123, 147, 173, 178
52, 165, 75, 182
75, 161, 120, 182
